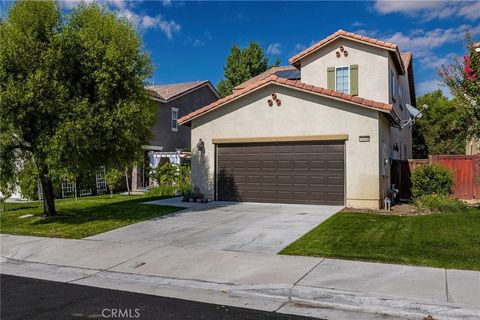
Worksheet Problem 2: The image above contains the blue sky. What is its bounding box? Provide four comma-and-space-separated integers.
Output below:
3, 1, 480, 96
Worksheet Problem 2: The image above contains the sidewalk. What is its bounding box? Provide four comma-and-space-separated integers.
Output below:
1, 234, 479, 320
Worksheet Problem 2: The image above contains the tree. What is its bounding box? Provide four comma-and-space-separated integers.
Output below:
217, 42, 280, 97
440, 32, 480, 140
412, 90, 465, 158
0, 1, 155, 216
105, 168, 123, 198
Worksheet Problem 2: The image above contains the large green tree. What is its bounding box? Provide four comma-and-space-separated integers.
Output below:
0, 1, 155, 216
440, 32, 479, 140
412, 90, 465, 158
217, 42, 280, 97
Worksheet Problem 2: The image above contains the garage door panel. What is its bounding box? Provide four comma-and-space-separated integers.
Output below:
217, 141, 345, 205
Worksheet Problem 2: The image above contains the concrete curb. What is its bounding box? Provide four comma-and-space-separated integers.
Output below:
290, 285, 480, 320
2, 258, 479, 320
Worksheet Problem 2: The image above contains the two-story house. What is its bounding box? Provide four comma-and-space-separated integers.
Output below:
178, 30, 416, 209
131, 80, 219, 191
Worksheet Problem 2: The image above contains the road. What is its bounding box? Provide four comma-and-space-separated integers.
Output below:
1, 274, 319, 320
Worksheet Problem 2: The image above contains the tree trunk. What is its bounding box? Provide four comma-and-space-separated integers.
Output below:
39, 168, 56, 217
125, 168, 130, 195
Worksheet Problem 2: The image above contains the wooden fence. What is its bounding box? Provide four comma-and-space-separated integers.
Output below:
391, 155, 480, 200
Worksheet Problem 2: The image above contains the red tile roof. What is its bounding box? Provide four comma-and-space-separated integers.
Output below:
147, 80, 219, 101
178, 75, 392, 125
233, 66, 298, 91
289, 29, 405, 74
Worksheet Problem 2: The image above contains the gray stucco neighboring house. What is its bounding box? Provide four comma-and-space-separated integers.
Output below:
132, 80, 219, 190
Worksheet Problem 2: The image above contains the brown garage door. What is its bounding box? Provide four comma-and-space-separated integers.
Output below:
216, 141, 345, 205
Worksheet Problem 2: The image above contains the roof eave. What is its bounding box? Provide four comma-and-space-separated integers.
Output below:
178, 80, 392, 125
289, 35, 406, 75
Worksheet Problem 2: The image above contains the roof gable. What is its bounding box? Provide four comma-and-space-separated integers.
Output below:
147, 81, 220, 102
178, 75, 393, 125
289, 29, 405, 75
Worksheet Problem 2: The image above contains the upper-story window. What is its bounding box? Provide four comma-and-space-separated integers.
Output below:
390, 69, 397, 102
171, 107, 178, 132
335, 66, 350, 94
399, 85, 403, 109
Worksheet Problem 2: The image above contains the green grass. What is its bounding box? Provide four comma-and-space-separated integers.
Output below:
281, 209, 480, 271
0, 195, 182, 239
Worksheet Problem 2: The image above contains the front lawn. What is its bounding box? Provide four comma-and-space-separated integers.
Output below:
281, 209, 480, 271
0, 195, 181, 239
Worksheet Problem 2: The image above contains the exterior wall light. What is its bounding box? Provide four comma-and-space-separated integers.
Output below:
197, 138, 205, 156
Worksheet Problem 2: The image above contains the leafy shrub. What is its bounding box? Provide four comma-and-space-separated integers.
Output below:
176, 165, 191, 194
155, 162, 177, 186
104, 169, 123, 197
414, 194, 467, 213
145, 185, 177, 197
411, 164, 454, 198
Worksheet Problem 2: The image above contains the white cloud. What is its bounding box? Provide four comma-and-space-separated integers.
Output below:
119, 9, 181, 39
351, 21, 365, 27
419, 52, 458, 70
267, 43, 282, 55
162, 0, 172, 8
60, 0, 95, 9
109, 0, 127, 9
417, 79, 450, 96
293, 43, 307, 53
384, 25, 480, 58
192, 39, 205, 47
373, 1, 480, 21
292, 40, 318, 55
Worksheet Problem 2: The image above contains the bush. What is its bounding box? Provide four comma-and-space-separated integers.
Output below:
411, 164, 454, 198
414, 194, 467, 213
144, 185, 177, 197
155, 162, 177, 186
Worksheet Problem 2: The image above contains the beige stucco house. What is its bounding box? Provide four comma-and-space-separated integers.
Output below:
178, 30, 416, 209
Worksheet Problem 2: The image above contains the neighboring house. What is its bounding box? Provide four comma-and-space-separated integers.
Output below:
132, 80, 219, 190
178, 30, 417, 209
466, 140, 480, 155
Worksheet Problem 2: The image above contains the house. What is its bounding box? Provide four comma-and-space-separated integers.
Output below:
178, 30, 417, 209
466, 140, 480, 155
131, 80, 220, 190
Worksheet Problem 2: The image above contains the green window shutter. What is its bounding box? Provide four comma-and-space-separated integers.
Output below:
327, 67, 335, 90
350, 64, 358, 96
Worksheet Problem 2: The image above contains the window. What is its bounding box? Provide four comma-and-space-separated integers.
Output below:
171, 107, 178, 132
390, 69, 397, 102
335, 66, 350, 94
399, 85, 403, 109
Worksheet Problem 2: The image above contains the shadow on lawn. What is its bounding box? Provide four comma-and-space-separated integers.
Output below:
30, 196, 180, 226
3, 203, 39, 212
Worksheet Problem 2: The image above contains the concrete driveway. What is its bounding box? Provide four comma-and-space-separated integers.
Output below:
87, 198, 342, 254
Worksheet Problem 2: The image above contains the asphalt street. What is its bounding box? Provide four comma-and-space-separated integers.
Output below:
1, 274, 320, 320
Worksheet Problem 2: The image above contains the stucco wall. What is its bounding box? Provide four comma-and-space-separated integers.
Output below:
190, 84, 385, 209
300, 38, 390, 103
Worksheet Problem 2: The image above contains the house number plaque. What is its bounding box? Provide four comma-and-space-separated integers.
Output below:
359, 136, 370, 142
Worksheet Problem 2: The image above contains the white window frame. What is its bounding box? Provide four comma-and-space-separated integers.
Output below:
335, 65, 350, 94
171, 107, 179, 132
